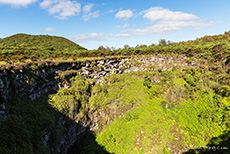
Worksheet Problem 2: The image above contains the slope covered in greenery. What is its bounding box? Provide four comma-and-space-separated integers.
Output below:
0, 34, 87, 63
54, 69, 230, 154
0, 34, 86, 51
2, 68, 229, 153
0, 32, 230, 154
1, 32, 230, 64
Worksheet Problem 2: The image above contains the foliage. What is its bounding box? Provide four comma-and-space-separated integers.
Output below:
49, 76, 92, 119
0, 33, 86, 51
0, 94, 60, 154
44, 67, 230, 153
1, 32, 230, 65
1, 31, 230, 154
1, 69, 230, 153
0, 33, 87, 63
74, 70, 229, 154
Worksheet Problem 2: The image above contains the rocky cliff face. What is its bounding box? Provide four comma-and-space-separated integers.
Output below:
0, 55, 196, 153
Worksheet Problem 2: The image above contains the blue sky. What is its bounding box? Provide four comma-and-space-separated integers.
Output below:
0, 0, 230, 49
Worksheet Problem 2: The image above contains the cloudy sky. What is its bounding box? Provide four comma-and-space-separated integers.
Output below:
0, 0, 229, 49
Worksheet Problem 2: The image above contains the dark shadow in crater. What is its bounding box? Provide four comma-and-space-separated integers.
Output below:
0, 91, 110, 154
68, 132, 112, 154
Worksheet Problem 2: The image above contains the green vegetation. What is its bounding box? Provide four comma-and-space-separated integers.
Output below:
0, 94, 62, 154
0, 32, 230, 154
1, 32, 230, 65
0, 34, 87, 63
1, 70, 230, 153
49, 69, 230, 153
0, 34, 85, 51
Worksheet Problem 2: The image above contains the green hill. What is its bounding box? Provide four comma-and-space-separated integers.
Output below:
0, 33, 86, 51
0, 34, 87, 63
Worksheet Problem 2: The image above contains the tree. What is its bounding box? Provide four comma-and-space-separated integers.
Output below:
158, 39, 167, 46
97, 46, 106, 51
111, 46, 116, 51
124, 44, 130, 49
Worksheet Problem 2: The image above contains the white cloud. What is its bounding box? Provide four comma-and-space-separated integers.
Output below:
83, 11, 100, 21
116, 23, 130, 29
40, 0, 81, 20
40, 0, 52, 8
82, 3, 100, 21
43, 27, 55, 32
71, 33, 130, 42
140, 7, 197, 22
131, 7, 215, 36
0, 0, 37, 7
108, 9, 114, 13
83, 3, 94, 13
115, 9, 133, 20
122, 23, 129, 29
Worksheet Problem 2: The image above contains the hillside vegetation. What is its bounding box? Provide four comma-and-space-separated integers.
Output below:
59, 70, 230, 154
0, 34, 87, 63
0, 32, 230, 65
0, 34, 86, 51
0, 32, 230, 154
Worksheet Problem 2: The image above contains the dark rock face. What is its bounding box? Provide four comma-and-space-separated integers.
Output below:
0, 55, 194, 153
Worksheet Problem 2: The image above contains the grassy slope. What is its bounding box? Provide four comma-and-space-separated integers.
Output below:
0, 34, 87, 63
48, 68, 230, 153
1, 68, 229, 153
0, 32, 230, 64
86, 71, 229, 154
0, 34, 86, 51
1, 32, 230, 154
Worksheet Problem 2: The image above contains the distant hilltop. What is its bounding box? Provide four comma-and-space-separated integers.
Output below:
0, 33, 86, 51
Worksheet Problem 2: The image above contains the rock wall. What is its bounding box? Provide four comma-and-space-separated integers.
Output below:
0, 54, 196, 153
